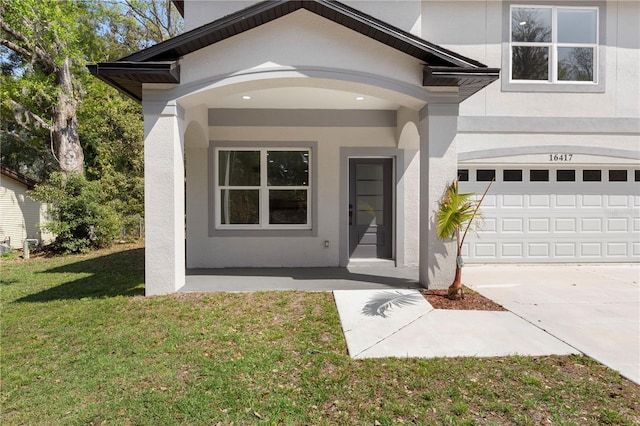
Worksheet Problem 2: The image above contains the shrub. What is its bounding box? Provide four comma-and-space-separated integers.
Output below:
30, 172, 120, 254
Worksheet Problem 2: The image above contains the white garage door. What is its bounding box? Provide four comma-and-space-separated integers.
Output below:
459, 166, 640, 263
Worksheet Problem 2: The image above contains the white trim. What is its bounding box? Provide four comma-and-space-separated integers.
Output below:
214, 147, 312, 231
509, 4, 599, 84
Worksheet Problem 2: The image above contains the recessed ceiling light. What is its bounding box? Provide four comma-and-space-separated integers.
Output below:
355, 96, 365, 101
241, 95, 251, 100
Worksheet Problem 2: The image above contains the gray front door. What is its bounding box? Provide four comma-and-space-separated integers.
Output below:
349, 158, 393, 259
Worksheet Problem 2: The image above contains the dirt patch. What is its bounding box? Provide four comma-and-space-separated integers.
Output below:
421, 287, 506, 311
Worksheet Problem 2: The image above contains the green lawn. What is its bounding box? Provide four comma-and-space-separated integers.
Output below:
1, 243, 638, 425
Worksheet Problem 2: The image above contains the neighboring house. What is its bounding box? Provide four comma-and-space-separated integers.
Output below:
89, 0, 639, 296
0, 166, 52, 250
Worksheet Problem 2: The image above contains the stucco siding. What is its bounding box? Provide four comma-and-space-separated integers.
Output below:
422, 0, 640, 120
185, 124, 418, 269
178, 10, 423, 92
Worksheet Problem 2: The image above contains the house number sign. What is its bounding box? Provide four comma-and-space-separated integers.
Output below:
549, 154, 573, 162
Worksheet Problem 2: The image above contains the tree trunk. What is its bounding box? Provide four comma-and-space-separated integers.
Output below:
448, 227, 464, 300
52, 57, 84, 175
448, 265, 463, 300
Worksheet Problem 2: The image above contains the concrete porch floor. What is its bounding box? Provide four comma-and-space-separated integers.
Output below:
181, 266, 423, 292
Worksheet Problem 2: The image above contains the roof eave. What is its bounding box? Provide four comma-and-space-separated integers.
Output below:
87, 62, 180, 102
0, 165, 39, 189
423, 66, 501, 102
171, 0, 184, 17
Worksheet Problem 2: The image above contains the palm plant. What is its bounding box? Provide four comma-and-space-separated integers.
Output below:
436, 178, 493, 300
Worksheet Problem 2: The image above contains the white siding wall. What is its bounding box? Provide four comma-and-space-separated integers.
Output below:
0, 176, 51, 249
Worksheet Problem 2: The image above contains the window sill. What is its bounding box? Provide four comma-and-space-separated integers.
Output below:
501, 80, 604, 93
210, 228, 316, 238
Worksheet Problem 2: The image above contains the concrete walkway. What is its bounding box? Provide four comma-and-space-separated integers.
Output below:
334, 289, 578, 359
334, 263, 639, 385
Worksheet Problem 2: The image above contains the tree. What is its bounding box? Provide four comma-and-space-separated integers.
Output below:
0, 0, 107, 174
436, 179, 493, 300
123, 0, 183, 47
2, 0, 182, 250
30, 172, 120, 254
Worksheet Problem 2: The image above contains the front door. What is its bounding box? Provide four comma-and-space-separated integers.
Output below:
349, 158, 393, 259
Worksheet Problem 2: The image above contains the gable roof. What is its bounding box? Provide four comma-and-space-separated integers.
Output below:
89, 0, 499, 102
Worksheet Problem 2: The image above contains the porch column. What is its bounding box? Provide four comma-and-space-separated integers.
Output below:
143, 99, 185, 295
417, 103, 459, 288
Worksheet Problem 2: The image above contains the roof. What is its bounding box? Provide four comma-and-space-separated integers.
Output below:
89, 0, 499, 102
172, 0, 184, 17
0, 166, 39, 190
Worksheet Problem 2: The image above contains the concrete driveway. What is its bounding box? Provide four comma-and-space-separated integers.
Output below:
465, 264, 640, 384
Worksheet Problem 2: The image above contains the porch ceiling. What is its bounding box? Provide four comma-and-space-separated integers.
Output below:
192, 87, 400, 110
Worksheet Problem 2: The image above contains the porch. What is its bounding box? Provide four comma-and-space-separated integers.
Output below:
181, 264, 421, 292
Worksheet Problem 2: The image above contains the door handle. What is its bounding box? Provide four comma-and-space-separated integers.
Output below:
349, 204, 353, 225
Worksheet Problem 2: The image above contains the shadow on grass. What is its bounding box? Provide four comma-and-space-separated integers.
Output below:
16, 248, 145, 302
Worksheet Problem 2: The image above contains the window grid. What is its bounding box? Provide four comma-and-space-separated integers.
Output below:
461, 168, 636, 183
216, 148, 311, 230
510, 5, 598, 84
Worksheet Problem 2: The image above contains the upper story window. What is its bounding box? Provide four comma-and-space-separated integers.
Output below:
510, 5, 598, 84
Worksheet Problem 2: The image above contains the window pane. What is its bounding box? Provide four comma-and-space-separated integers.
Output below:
357, 210, 383, 226
220, 190, 259, 224
477, 169, 495, 182
635, 170, 640, 182
218, 151, 260, 186
512, 8, 551, 42
269, 190, 307, 224
558, 9, 597, 43
530, 169, 549, 182
609, 170, 627, 182
457, 169, 469, 182
557, 170, 576, 182
512, 46, 549, 80
267, 151, 309, 186
583, 170, 601, 182
558, 47, 594, 82
503, 169, 523, 182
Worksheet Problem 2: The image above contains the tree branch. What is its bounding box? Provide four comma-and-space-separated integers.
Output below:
0, 37, 32, 61
8, 99, 52, 131
0, 19, 56, 73
0, 19, 30, 46
0, 130, 47, 155
124, 0, 166, 43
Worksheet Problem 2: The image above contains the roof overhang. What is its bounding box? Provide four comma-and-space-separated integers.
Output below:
171, 0, 184, 17
424, 66, 500, 102
1, 165, 39, 189
87, 61, 180, 101
90, 0, 499, 102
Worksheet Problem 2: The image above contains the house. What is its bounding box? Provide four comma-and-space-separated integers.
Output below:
89, 0, 639, 296
432, 1, 640, 264
0, 166, 52, 250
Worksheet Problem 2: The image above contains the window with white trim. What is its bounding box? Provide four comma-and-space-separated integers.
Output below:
215, 148, 311, 229
510, 5, 598, 83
